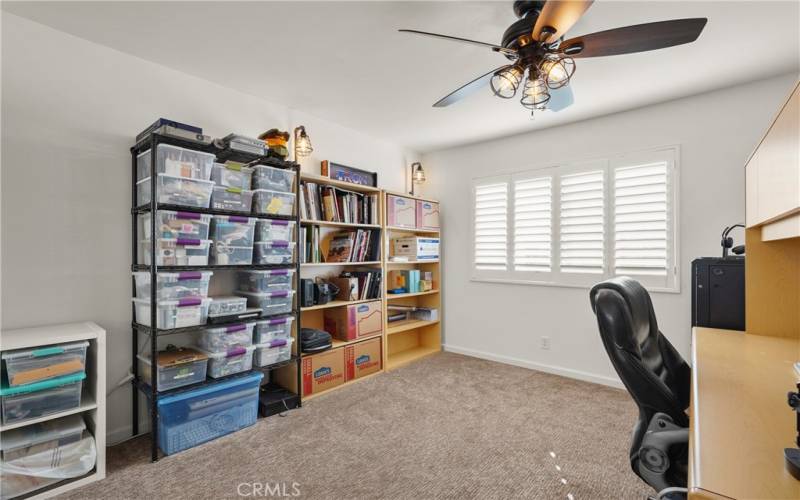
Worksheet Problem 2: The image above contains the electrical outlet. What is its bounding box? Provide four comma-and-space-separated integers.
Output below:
540, 336, 550, 350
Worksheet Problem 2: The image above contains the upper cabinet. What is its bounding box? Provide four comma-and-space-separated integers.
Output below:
745, 82, 800, 240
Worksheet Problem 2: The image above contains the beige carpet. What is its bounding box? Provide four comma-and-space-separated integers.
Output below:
62, 352, 649, 499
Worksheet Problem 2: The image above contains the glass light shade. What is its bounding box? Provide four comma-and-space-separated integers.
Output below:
412, 163, 426, 183
520, 76, 550, 110
540, 56, 575, 89
294, 126, 313, 158
490, 65, 524, 99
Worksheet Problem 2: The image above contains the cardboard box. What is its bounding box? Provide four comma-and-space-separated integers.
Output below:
393, 236, 439, 260
345, 337, 382, 381
387, 195, 416, 228
323, 300, 383, 341
416, 200, 440, 230
302, 348, 345, 397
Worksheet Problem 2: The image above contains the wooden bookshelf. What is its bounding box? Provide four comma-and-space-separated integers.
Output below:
301, 298, 378, 312
386, 290, 439, 300
387, 319, 440, 335
301, 219, 381, 229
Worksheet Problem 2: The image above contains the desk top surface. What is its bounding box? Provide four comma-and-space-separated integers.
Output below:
690, 327, 800, 499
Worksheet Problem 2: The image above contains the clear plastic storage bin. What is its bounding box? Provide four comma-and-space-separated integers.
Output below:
137, 347, 208, 392
207, 296, 248, 318
253, 338, 294, 368
139, 238, 211, 266
2, 341, 88, 387
255, 219, 296, 242
237, 290, 295, 316
238, 269, 295, 293
197, 323, 255, 352
210, 215, 255, 247
251, 165, 296, 193
137, 174, 214, 208
132, 271, 213, 300
211, 162, 253, 190
132, 297, 211, 329
198, 345, 256, 378
254, 315, 295, 343
254, 241, 295, 264
210, 186, 253, 213
0, 372, 85, 425
137, 144, 215, 181
211, 242, 253, 265
141, 210, 211, 240
156, 372, 262, 455
252, 189, 295, 216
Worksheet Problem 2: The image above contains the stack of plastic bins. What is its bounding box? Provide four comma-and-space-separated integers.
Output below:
209, 216, 255, 265
210, 161, 254, 213
135, 144, 215, 209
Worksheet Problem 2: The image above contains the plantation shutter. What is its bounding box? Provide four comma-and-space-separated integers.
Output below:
513, 175, 552, 272
559, 169, 605, 276
473, 180, 509, 272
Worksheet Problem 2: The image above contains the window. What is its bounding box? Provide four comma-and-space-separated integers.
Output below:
471, 147, 679, 292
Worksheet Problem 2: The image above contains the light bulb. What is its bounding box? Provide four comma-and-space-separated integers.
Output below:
520, 75, 550, 110
413, 163, 426, 183
294, 126, 313, 158
490, 65, 523, 99
540, 56, 575, 89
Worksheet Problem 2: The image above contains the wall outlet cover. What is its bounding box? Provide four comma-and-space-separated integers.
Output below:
540, 336, 551, 350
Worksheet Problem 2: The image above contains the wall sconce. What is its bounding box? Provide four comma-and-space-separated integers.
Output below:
293, 126, 313, 161
410, 162, 426, 196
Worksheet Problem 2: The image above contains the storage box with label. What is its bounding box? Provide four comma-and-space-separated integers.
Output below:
392, 236, 439, 260
386, 194, 416, 228
415, 200, 440, 230
345, 337, 382, 381
302, 349, 345, 396
323, 300, 383, 341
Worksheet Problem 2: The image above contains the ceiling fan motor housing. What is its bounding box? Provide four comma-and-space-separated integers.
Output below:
503, 1, 546, 57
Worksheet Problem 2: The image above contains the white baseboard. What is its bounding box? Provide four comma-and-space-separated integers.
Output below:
443, 344, 624, 389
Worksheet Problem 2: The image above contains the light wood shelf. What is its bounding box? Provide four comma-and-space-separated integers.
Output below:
302, 370, 384, 401
386, 290, 439, 300
386, 345, 440, 371
301, 219, 381, 229
385, 225, 440, 234
300, 173, 381, 193
386, 259, 439, 265
300, 333, 383, 358
301, 261, 381, 267
387, 319, 440, 335
301, 298, 379, 312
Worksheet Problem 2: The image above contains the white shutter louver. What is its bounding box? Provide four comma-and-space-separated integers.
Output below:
614, 162, 669, 278
474, 181, 508, 270
514, 176, 552, 272
560, 170, 604, 274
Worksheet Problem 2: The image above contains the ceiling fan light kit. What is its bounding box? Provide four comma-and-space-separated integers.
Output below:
400, 0, 707, 115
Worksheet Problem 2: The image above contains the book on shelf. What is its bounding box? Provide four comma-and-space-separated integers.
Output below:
332, 269, 382, 300
301, 225, 324, 264
300, 181, 379, 225
324, 229, 381, 263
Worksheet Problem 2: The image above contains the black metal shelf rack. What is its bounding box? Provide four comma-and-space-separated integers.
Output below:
130, 131, 302, 462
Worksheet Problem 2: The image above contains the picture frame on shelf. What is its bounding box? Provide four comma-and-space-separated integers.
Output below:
321, 160, 378, 187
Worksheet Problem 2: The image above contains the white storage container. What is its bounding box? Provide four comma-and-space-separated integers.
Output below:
198, 345, 256, 378
137, 144, 215, 181
255, 219, 296, 242
210, 215, 255, 247
254, 241, 295, 264
211, 162, 253, 190
141, 210, 211, 240
252, 189, 295, 216
137, 174, 214, 209
254, 315, 295, 343
197, 323, 255, 352
211, 186, 254, 213
2, 341, 88, 387
207, 296, 248, 318
139, 238, 211, 266
0, 372, 84, 425
238, 269, 295, 293
132, 271, 213, 300
137, 347, 208, 392
251, 165, 296, 193
253, 338, 294, 367
237, 290, 294, 316
132, 297, 211, 329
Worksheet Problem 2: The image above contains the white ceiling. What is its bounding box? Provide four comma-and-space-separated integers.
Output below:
4, 1, 799, 152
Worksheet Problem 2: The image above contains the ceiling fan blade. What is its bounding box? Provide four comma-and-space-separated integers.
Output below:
559, 18, 708, 58
398, 29, 517, 56
548, 86, 574, 112
433, 66, 508, 107
532, 0, 594, 43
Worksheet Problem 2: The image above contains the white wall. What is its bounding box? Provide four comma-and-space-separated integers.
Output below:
423, 74, 798, 387
0, 14, 417, 442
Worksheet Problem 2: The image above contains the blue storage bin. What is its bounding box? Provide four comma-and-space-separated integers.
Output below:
156, 371, 263, 455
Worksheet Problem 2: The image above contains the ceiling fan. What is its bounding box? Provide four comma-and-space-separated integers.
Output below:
399, 0, 707, 114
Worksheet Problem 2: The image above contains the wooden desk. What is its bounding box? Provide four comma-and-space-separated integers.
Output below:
690, 327, 800, 499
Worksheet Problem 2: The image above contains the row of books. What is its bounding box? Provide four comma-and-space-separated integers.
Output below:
300, 182, 379, 224
299, 228, 381, 264
299, 226, 322, 264
331, 270, 382, 301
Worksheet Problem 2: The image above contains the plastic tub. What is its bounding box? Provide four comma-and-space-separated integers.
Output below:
211, 186, 253, 213
132, 297, 211, 329
207, 296, 248, 318
137, 174, 214, 208
132, 271, 213, 300
2, 341, 88, 387
238, 269, 295, 293
251, 165, 296, 193
237, 290, 294, 316
254, 241, 295, 264
139, 238, 211, 266
198, 345, 256, 378
141, 210, 211, 240
197, 323, 255, 352
254, 315, 295, 343
211, 162, 253, 190
0, 372, 84, 425
253, 338, 294, 367
252, 189, 295, 216
211, 243, 253, 265
137, 347, 208, 392
156, 371, 262, 455
210, 215, 255, 247
255, 219, 296, 242
137, 144, 215, 181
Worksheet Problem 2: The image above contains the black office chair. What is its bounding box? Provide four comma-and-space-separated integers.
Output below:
589, 277, 691, 500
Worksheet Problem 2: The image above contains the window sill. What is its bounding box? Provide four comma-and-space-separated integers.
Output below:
469, 276, 681, 294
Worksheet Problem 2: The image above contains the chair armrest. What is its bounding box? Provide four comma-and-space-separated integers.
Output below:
636, 412, 689, 494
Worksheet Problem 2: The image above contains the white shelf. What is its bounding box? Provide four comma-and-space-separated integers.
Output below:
0, 393, 97, 432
